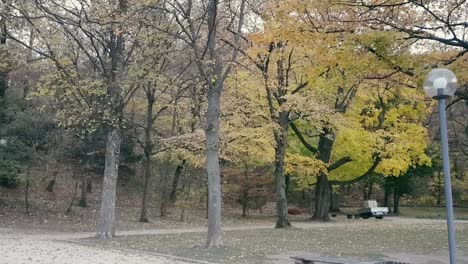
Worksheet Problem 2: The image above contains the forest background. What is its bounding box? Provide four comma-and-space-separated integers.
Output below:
0, 0, 467, 247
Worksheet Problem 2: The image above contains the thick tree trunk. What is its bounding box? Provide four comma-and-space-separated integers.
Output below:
312, 130, 335, 221
205, 89, 223, 248
96, 128, 121, 239
274, 112, 290, 228
312, 173, 331, 221
170, 160, 186, 202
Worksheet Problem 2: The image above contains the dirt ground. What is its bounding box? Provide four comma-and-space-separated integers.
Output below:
1, 217, 468, 264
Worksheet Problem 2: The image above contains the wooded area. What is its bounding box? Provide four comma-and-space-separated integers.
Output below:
0, 0, 467, 250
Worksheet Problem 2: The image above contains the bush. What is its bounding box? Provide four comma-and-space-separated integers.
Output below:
0, 137, 31, 188
417, 195, 437, 206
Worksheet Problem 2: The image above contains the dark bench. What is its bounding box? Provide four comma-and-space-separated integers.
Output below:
291, 256, 355, 264
291, 256, 409, 264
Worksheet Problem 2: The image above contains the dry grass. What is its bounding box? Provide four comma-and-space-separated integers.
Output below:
83, 219, 468, 264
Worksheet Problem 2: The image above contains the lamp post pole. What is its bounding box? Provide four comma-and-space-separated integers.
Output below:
437, 95, 456, 264
424, 69, 458, 264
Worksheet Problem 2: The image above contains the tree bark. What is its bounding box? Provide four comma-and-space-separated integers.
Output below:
0, 19, 8, 98
241, 189, 248, 218
96, 128, 121, 239
437, 170, 442, 206
367, 181, 373, 200
383, 178, 392, 213
78, 175, 87, 208
87, 178, 92, 193
312, 173, 331, 221
393, 183, 400, 215
139, 152, 151, 222
274, 111, 290, 228
205, 88, 223, 248
312, 129, 335, 221
170, 160, 186, 202
25, 166, 30, 215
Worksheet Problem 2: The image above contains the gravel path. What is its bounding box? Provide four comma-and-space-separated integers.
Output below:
0, 228, 196, 264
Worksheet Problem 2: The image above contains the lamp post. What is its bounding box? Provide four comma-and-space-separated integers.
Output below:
423, 68, 458, 264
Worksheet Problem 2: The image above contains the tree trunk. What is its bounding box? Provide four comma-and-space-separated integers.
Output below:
384, 179, 392, 213
329, 185, 340, 212
393, 185, 400, 215
139, 152, 152, 222
0, 19, 8, 98
170, 160, 186, 202
46, 179, 56, 193
25, 166, 30, 215
78, 175, 87, 208
205, 89, 223, 248
274, 112, 290, 228
437, 171, 442, 206
87, 178, 92, 193
139, 88, 155, 223
66, 181, 79, 215
241, 192, 248, 218
367, 181, 373, 200
96, 128, 121, 239
312, 173, 331, 221
312, 129, 335, 221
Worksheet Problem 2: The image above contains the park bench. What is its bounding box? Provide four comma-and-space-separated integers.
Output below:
291, 256, 353, 264
291, 255, 409, 264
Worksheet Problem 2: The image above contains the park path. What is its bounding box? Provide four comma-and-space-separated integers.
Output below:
1, 217, 467, 264
0, 223, 288, 264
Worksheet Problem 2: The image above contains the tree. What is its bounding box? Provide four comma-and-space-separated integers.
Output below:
161, 0, 247, 247
2, 0, 153, 238
353, 0, 468, 101
251, 0, 432, 221
5, 106, 55, 214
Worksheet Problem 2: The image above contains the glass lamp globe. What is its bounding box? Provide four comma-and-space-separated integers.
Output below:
423, 68, 458, 99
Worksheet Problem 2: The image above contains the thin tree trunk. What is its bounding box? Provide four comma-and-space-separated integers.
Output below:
139, 85, 155, 223
78, 174, 87, 208
393, 184, 400, 215
329, 185, 340, 212
96, 128, 121, 239
437, 171, 442, 206
205, 89, 223, 248
87, 178, 92, 193
66, 181, 79, 215
170, 160, 186, 202
384, 178, 392, 213
241, 189, 248, 218
25, 166, 30, 215
367, 181, 373, 200
139, 153, 151, 222
0, 19, 8, 98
